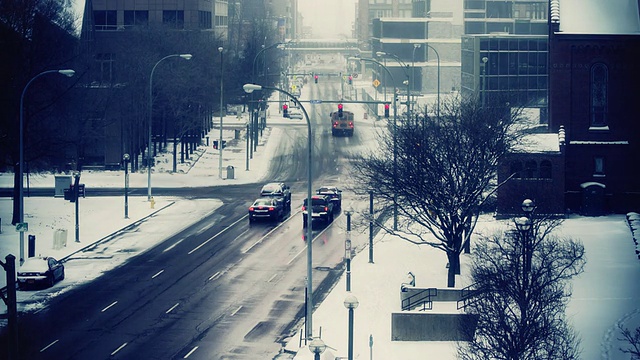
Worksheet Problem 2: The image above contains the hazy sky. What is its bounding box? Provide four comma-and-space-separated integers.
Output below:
298, 0, 357, 38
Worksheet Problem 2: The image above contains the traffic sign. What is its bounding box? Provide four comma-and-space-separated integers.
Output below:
373, 79, 381, 87
310, 100, 322, 104
15, 223, 28, 232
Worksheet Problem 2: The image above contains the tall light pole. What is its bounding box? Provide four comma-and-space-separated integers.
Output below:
243, 83, 315, 340
123, 153, 130, 219
147, 53, 192, 201
481, 56, 489, 108
19, 69, 75, 264
218, 47, 224, 179
412, 44, 421, 114
249, 42, 285, 159
423, 43, 441, 118
344, 294, 359, 360
376, 52, 410, 118
349, 57, 398, 231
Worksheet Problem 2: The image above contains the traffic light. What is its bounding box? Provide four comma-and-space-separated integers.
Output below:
314, 74, 318, 84
348, 75, 352, 85
384, 103, 390, 118
338, 103, 343, 118
283, 103, 289, 117
213, 140, 227, 149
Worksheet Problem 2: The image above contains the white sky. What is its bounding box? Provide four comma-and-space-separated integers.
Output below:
298, 0, 357, 38
561, 0, 640, 34
1, 78, 640, 360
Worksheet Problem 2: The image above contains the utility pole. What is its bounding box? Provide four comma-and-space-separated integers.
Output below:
1, 254, 18, 359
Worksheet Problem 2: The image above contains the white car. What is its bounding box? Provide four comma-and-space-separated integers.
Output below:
17, 256, 65, 289
288, 108, 304, 119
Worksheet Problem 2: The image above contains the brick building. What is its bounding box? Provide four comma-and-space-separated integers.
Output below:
547, 0, 640, 215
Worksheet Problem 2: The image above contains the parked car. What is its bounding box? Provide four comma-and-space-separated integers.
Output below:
260, 182, 292, 211
316, 186, 342, 210
302, 195, 335, 227
248, 197, 285, 222
17, 256, 65, 290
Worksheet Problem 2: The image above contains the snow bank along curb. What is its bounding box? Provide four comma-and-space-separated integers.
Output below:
626, 212, 640, 259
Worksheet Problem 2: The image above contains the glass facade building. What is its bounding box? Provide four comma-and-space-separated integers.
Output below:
461, 34, 547, 107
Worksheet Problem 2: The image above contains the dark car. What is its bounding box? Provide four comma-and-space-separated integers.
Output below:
260, 182, 292, 211
17, 256, 65, 290
249, 197, 285, 222
302, 195, 335, 227
316, 186, 342, 210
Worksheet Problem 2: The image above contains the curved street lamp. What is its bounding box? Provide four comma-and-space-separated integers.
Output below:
147, 53, 192, 201
243, 83, 315, 341
218, 47, 224, 179
376, 51, 411, 117
19, 69, 75, 264
348, 56, 399, 231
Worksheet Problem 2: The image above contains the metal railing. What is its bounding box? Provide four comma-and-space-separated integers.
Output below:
401, 287, 437, 311
456, 283, 483, 310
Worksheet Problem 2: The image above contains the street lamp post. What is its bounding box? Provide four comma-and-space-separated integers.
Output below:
412, 44, 421, 114
481, 56, 489, 108
19, 69, 75, 264
147, 53, 192, 201
349, 57, 398, 231
308, 337, 327, 360
423, 43, 441, 118
345, 209, 353, 291
218, 47, 224, 179
344, 294, 359, 360
249, 42, 285, 161
243, 83, 315, 341
376, 52, 410, 118
123, 153, 130, 219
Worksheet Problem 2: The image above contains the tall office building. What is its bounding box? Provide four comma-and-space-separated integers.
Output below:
460, 0, 549, 110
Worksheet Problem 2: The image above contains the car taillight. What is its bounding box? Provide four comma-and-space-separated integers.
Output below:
324, 206, 328, 211
302, 205, 306, 211
333, 122, 338, 128
349, 122, 354, 128
249, 207, 255, 211
268, 206, 275, 211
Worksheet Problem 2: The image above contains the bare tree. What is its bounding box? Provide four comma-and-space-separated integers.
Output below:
458, 218, 585, 360
349, 95, 524, 287
619, 324, 640, 359
1, 0, 78, 225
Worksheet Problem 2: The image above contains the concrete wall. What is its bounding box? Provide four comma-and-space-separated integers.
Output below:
391, 312, 478, 341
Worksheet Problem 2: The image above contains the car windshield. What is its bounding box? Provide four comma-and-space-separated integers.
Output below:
19, 258, 49, 272
253, 199, 273, 206
261, 184, 281, 194
304, 198, 327, 206
318, 188, 337, 194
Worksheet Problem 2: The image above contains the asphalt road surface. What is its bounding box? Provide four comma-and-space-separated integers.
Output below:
2, 76, 384, 359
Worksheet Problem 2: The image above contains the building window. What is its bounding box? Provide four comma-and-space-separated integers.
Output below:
124, 11, 149, 28
94, 10, 117, 31
590, 63, 608, 127
593, 156, 605, 177
524, 160, 537, 178
510, 161, 523, 178
199, 11, 212, 29
95, 53, 115, 84
539, 160, 552, 179
163, 10, 184, 29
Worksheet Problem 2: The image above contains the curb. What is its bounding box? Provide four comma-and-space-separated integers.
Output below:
60, 201, 176, 262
